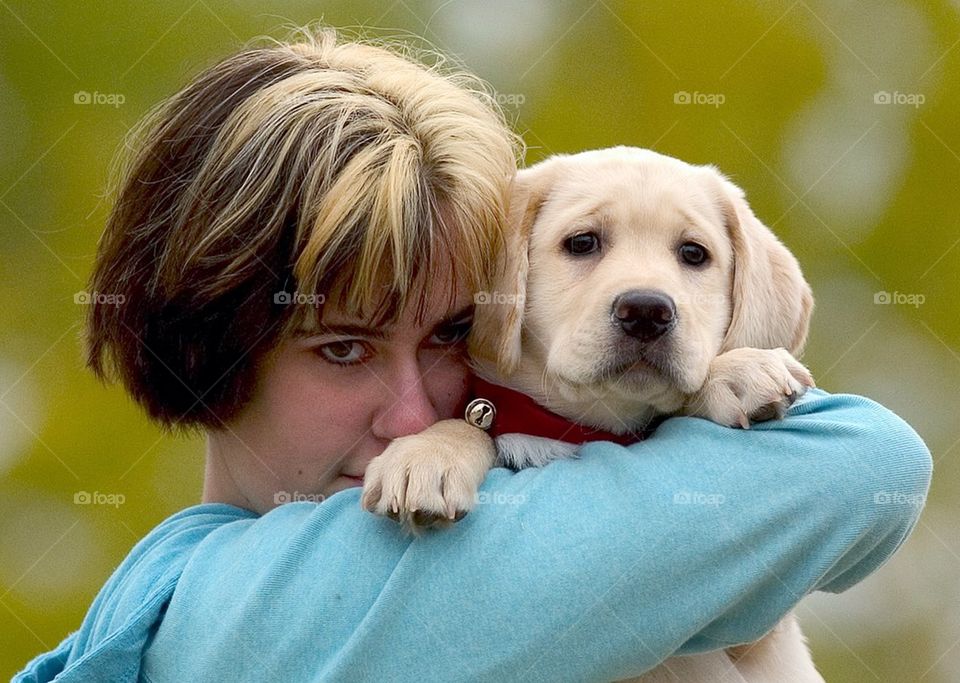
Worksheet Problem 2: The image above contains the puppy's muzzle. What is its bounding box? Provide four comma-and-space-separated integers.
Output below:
612, 289, 677, 341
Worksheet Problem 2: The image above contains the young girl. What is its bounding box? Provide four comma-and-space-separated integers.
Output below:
16, 26, 930, 682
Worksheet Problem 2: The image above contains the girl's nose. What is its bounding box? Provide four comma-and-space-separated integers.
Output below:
371, 359, 439, 441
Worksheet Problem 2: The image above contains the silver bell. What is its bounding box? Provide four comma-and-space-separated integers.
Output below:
464, 398, 496, 431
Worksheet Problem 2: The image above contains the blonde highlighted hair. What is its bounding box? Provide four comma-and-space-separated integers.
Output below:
86, 25, 522, 428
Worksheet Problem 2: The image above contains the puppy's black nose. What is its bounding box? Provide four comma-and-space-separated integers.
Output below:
612, 290, 677, 341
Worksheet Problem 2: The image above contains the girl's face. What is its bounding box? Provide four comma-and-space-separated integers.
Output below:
203, 273, 474, 514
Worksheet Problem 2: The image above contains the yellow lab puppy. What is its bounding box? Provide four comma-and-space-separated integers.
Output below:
362, 147, 821, 682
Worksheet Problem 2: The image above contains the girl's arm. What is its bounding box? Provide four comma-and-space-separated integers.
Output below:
20, 389, 928, 682
138, 389, 929, 681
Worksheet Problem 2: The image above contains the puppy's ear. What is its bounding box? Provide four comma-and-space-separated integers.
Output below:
714, 175, 813, 356
469, 163, 555, 375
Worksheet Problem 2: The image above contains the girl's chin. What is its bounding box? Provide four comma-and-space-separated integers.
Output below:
303, 475, 363, 501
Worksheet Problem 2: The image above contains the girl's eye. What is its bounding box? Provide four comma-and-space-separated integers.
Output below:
316, 340, 368, 365
429, 317, 473, 346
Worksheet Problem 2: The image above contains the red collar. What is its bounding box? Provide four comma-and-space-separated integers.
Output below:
469, 376, 649, 446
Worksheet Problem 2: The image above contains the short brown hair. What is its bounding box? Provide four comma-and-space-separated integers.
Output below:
86, 26, 521, 429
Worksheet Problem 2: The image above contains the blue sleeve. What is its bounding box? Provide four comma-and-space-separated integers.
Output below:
140, 389, 930, 682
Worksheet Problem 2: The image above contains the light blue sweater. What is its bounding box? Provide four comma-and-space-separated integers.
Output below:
16, 390, 931, 682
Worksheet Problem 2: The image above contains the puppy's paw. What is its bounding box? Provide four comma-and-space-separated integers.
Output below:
689, 347, 814, 429
360, 419, 495, 534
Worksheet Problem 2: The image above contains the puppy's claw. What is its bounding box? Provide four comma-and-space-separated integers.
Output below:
411, 509, 448, 528
749, 401, 783, 422
360, 482, 382, 511
737, 411, 751, 430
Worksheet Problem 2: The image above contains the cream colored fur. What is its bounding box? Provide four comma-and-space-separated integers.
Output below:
362, 147, 822, 681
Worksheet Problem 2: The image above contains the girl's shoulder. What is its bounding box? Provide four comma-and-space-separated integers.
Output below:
14, 503, 257, 683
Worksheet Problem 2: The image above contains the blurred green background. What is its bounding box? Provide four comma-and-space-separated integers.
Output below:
1, 1, 958, 680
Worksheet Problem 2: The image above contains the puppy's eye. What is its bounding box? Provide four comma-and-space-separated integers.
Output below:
679, 242, 709, 267
564, 232, 601, 255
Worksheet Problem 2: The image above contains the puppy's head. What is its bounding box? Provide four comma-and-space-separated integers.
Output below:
470, 147, 812, 418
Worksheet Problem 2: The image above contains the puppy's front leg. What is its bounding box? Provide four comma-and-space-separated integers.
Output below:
687, 347, 815, 428
361, 419, 495, 533
494, 434, 579, 471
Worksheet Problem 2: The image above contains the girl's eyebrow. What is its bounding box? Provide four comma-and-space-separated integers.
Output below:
294, 304, 474, 340
309, 323, 388, 340
438, 303, 475, 325
291, 322, 388, 340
